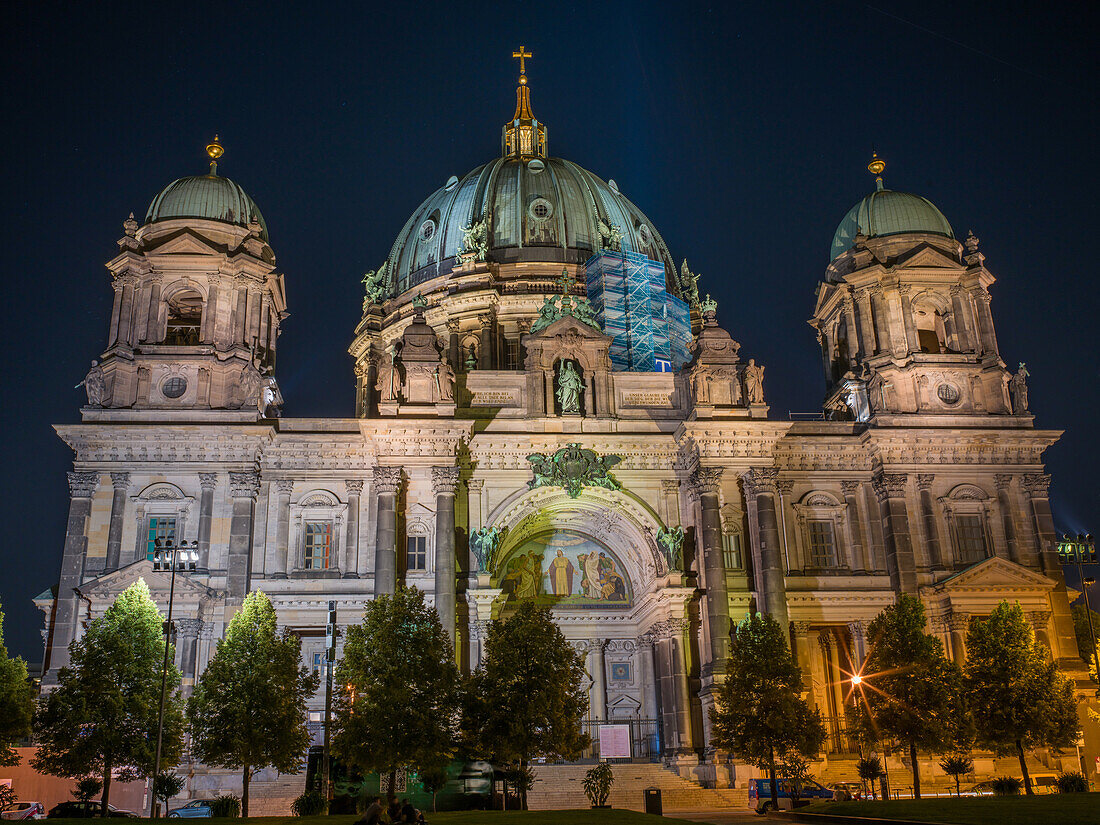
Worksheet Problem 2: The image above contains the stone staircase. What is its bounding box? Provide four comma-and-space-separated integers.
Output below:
528, 764, 747, 811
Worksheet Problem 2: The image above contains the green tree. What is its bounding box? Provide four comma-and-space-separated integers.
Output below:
1072, 604, 1100, 668
187, 591, 318, 817
859, 594, 964, 799
964, 600, 1080, 794
856, 755, 884, 800
72, 777, 102, 802
33, 580, 183, 815
153, 771, 185, 813
938, 753, 974, 796
332, 587, 459, 801
710, 613, 826, 812
461, 602, 589, 809
0, 602, 34, 766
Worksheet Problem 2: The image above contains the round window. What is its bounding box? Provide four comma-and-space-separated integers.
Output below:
528, 198, 553, 221
162, 376, 187, 399
637, 224, 652, 245
937, 383, 960, 405
419, 220, 436, 242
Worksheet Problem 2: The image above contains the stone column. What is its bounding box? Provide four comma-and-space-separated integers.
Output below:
271, 479, 294, 578
234, 279, 249, 346
197, 473, 217, 572
202, 275, 220, 344
841, 481, 871, 572
947, 612, 970, 663
916, 474, 943, 568
847, 620, 869, 671
792, 622, 817, 706
897, 285, 920, 354
447, 320, 460, 369
654, 620, 694, 753
744, 468, 789, 632
873, 473, 917, 593
477, 313, 492, 369
343, 480, 363, 577
949, 285, 972, 352
972, 290, 999, 355
373, 466, 402, 596
1027, 610, 1053, 653
637, 635, 660, 722
1022, 473, 1080, 662
143, 274, 163, 343
993, 474, 1021, 564
44, 471, 99, 681
175, 618, 204, 679
104, 472, 130, 573
116, 277, 137, 347
432, 467, 461, 642
691, 468, 729, 670
108, 280, 124, 347
857, 289, 877, 355
226, 472, 259, 602
588, 640, 607, 721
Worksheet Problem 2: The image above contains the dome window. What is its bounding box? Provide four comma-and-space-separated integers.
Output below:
419, 220, 437, 242
161, 376, 187, 399
165, 290, 204, 346
637, 224, 652, 246
528, 198, 553, 222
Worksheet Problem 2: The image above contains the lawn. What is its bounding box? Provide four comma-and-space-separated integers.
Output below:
805, 793, 1100, 825
49, 813, 697, 825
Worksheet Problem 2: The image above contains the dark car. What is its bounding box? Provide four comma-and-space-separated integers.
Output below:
47, 802, 136, 818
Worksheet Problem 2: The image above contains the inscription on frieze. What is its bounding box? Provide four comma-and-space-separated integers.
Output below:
622, 391, 673, 408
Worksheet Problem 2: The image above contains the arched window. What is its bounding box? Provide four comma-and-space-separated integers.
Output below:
939, 484, 994, 566
165, 290, 204, 345
794, 492, 848, 571
914, 303, 946, 354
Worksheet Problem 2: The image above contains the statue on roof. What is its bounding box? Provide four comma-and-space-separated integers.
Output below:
680, 260, 701, 308
75, 360, 108, 407
1009, 362, 1030, 413
459, 219, 488, 262
362, 262, 389, 306
595, 214, 623, 252
743, 359, 765, 405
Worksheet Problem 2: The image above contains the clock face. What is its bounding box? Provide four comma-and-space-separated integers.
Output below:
937, 383, 960, 405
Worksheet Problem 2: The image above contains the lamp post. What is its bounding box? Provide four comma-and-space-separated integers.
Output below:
1058, 533, 1098, 696
150, 538, 198, 817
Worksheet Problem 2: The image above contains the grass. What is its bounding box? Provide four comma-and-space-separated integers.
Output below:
805, 793, 1100, 825
49, 813, 698, 825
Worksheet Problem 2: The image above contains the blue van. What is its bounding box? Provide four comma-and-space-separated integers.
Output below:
748, 777, 835, 812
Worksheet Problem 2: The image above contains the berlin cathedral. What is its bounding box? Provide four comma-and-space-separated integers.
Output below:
39, 52, 1093, 800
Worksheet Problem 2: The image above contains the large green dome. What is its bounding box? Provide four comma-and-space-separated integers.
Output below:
830, 187, 953, 261
145, 173, 268, 240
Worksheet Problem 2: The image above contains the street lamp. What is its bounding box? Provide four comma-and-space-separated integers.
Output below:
1058, 533, 1098, 697
150, 538, 198, 817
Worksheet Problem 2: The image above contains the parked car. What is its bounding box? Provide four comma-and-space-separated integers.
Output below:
747, 777, 836, 812
960, 780, 996, 796
46, 802, 136, 818
827, 781, 865, 801
2, 802, 46, 820
166, 801, 213, 818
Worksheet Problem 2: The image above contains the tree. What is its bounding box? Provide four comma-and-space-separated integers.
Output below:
417, 766, 448, 813
187, 591, 318, 817
0, 602, 34, 767
33, 580, 184, 815
710, 613, 826, 812
332, 587, 459, 801
72, 777, 102, 802
1071, 604, 1100, 666
153, 771, 185, 813
964, 600, 1080, 794
856, 755, 884, 800
859, 594, 964, 799
461, 602, 589, 809
938, 753, 974, 796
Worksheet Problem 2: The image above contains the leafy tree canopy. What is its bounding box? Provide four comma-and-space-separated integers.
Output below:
187, 591, 318, 817
0, 602, 34, 766
1071, 604, 1100, 666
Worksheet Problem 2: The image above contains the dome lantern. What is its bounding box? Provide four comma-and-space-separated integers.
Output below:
502, 46, 547, 159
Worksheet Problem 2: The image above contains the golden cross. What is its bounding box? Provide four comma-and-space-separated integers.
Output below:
512, 45, 532, 76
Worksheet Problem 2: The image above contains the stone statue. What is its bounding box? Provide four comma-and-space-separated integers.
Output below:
361, 262, 388, 306
75, 360, 107, 407
595, 214, 623, 252
460, 219, 488, 262
470, 525, 503, 572
556, 360, 583, 414
411, 292, 428, 310
258, 375, 283, 418
237, 365, 264, 410
657, 526, 686, 572
526, 443, 623, 498
375, 343, 402, 402
679, 260, 700, 308
743, 358, 765, 404
434, 355, 455, 402
691, 365, 711, 404
1010, 362, 1030, 413
464, 344, 477, 371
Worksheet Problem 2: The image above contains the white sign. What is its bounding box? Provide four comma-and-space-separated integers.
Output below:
598, 724, 632, 759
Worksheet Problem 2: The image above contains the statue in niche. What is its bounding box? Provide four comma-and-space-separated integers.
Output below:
743, 359, 765, 404
690, 365, 712, 404
556, 360, 583, 414
75, 360, 107, 407
1009, 362, 1030, 413
375, 343, 402, 402
464, 344, 477, 372
470, 526, 503, 572
434, 355, 455, 402
657, 526, 686, 572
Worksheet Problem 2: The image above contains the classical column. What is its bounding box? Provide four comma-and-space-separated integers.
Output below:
1027, 610, 1053, 653
947, 612, 970, 663
45, 471, 99, 681
588, 640, 607, 721
847, 620, 869, 671
344, 480, 363, 577
271, 479, 294, 578
432, 467, 461, 642
226, 472, 259, 601
972, 289, 999, 355
916, 474, 943, 568
636, 635, 660, 724
949, 285, 972, 352
373, 466, 402, 596
841, 481, 871, 572
691, 467, 730, 670
143, 273, 163, 343
116, 276, 137, 347
197, 473, 217, 572
792, 622, 817, 706
744, 468, 789, 633
104, 472, 130, 573
897, 285, 920, 354
202, 275, 220, 344
447, 320, 460, 369
1022, 473, 1080, 663
873, 473, 917, 593
994, 474, 1021, 564
175, 618, 204, 679
477, 313, 492, 369
108, 280, 125, 347
233, 279, 249, 346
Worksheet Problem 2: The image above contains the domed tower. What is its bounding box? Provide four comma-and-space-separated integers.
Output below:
349, 53, 694, 417
810, 155, 1018, 421
85, 138, 287, 418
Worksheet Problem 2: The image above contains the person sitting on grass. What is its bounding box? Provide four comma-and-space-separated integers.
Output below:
355, 796, 382, 825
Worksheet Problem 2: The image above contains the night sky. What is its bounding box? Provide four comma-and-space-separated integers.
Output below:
2, 2, 1097, 659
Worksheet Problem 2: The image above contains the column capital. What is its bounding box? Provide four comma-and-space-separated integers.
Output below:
446, 319, 461, 334
947, 612, 971, 632
1026, 610, 1052, 628
373, 466, 402, 495
650, 618, 690, 638
916, 473, 935, 491
466, 477, 484, 494
229, 472, 260, 499
741, 467, 778, 497
792, 621, 814, 636
1022, 473, 1051, 497
635, 633, 656, 651
199, 472, 218, 491
110, 472, 131, 491
776, 479, 794, 495
840, 480, 863, 496
994, 473, 1015, 491
275, 478, 295, 494
432, 466, 461, 496
67, 471, 99, 498
345, 479, 365, 495
872, 472, 908, 502
690, 467, 723, 498
847, 619, 869, 640
174, 618, 205, 638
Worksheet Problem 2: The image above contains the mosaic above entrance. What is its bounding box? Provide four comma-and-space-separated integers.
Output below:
498, 530, 632, 608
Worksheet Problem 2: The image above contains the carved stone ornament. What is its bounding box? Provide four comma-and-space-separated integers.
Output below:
345, 479, 365, 495
432, 466, 461, 496
840, 480, 863, 496
228, 472, 260, 499
110, 472, 132, 491
741, 467, 778, 497
872, 473, 908, 502
469, 525, 504, 572
199, 473, 218, 491
657, 526, 686, 571
373, 466, 402, 495
1022, 473, 1051, 496
690, 467, 723, 499
275, 478, 295, 495
526, 443, 623, 499
68, 471, 99, 498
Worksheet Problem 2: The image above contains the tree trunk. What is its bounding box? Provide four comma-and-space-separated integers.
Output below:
769, 745, 779, 810
242, 765, 250, 817
520, 757, 528, 811
1016, 739, 1032, 795
909, 740, 921, 799
432, 790, 437, 813
955, 775, 961, 796
101, 759, 112, 818
387, 769, 396, 801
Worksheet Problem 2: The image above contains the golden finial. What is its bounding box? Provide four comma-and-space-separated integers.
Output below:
513, 45, 532, 85
206, 135, 223, 175
867, 152, 886, 190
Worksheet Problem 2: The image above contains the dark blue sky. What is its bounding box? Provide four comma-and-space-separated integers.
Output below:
2, 1, 1097, 658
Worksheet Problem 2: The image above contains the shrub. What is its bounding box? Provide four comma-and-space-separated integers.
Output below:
990, 776, 1022, 796
1056, 771, 1089, 793
291, 790, 327, 816
209, 794, 241, 817
0, 786, 16, 811
582, 762, 614, 807
856, 755, 884, 799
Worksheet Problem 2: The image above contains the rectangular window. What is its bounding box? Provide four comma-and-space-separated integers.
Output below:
304, 521, 333, 570
955, 515, 988, 564
406, 536, 427, 571
807, 520, 838, 568
311, 652, 323, 676
722, 532, 743, 570
504, 339, 521, 370
146, 516, 177, 561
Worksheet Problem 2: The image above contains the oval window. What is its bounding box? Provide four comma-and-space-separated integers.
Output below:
419, 220, 436, 242
528, 198, 553, 221
162, 377, 187, 399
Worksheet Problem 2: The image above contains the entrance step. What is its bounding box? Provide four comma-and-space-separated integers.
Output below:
529, 764, 747, 811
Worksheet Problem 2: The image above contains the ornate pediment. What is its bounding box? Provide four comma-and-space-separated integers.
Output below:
923, 556, 1056, 595
77, 560, 219, 604
893, 243, 963, 271
143, 228, 226, 257
527, 443, 623, 499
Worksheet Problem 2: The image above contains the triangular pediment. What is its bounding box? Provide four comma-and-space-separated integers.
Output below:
894, 243, 963, 271
78, 559, 219, 604
924, 556, 1056, 594
529, 314, 611, 341
143, 228, 226, 257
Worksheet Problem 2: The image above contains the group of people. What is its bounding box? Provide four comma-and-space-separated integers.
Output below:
355, 795, 426, 825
